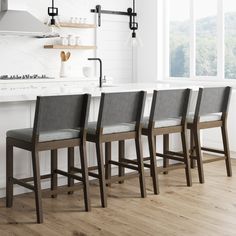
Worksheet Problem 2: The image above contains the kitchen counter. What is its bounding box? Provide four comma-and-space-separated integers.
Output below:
1, 76, 235, 103
0, 78, 201, 103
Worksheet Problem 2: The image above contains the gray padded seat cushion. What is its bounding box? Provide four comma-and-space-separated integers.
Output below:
187, 113, 222, 123
143, 117, 182, 128
7, 128, 80, 142
87, 122, 136, 135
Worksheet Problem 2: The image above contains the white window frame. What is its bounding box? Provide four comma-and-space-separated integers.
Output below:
164, 0, 226, 80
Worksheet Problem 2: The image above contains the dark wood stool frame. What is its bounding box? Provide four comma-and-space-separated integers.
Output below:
187, 87, 232, 183
142, 89, 192, 194
86, 91, 147, 207
6, 94, 91, 223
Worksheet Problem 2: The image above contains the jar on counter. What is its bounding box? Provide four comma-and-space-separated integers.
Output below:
70, 17, 76, 24
75, 17, 79, 24
75, 36, 81, 45
68, 35, 76, 46
79, 17, 83, 24
61, 36, 69, 46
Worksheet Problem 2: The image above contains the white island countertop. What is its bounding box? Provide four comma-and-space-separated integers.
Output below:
0, 80, 202, 103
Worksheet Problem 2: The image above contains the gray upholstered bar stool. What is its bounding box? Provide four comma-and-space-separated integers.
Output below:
142, 89, 192, 194
86, 91, 147, 207
6, 94, 91, 223
187, 87, 232, 183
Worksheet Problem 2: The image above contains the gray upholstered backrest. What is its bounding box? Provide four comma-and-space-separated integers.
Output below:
33, 94, 91, 134
150, 89, 191, 121
97, 91, 146, 127
196, 87, 232, 116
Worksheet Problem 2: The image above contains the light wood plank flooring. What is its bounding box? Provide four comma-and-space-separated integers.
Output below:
0, 159, 235, 236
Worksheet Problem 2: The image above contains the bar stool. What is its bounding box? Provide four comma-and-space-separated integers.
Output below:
142, 89, 192, 194
6, 94, 91, 223
187, 87, 232, 183
86, 91, 147, 207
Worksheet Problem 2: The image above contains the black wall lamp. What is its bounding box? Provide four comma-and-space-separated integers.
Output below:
48, 0, 59, 26
91, 0, 138, 39
40, 0, 60, 38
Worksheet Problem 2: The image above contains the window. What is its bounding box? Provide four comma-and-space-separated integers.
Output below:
195, 0, 217, 76
169, 0, 190, 77
225, 0, 236, 79
166, 0, 236, 79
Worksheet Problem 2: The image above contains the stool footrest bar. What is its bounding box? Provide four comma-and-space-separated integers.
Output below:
166, 151, 184, 157
71, 167, 82, 174
158, 163, 186, 172
120, 158, 138, 165
42, 178, 100, 197
106, 173, 139, 184
88, 172, 99, 178
88, 165, 99, 171
12, 178, 34, 191
109, 160, 139, 171
144, 163, 151, 168
55, 169, 83, 182
201, 147, 225, 154
156, 152, 185, 162
121, 157, 151, 164
18, 174, 51, 183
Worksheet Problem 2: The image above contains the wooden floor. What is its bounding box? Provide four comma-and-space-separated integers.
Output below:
0, 158, 236, 236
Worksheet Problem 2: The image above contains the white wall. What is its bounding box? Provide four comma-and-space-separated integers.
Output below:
96, 14, 133, 83
136, 0, 159, 83
0, 0, 133, 80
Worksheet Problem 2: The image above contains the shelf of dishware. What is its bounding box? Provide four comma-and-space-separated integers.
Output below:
44, 45, 96, 50
59, 22, 96, 29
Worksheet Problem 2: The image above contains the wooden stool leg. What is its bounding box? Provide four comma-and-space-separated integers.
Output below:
6, 140, 13, 208
163, 134, 169, 174
190, 130, 196, 169
32, 150, 43, 224
96, 141, 107, 207
68, 147, 74, 195
118, 140, 125, 184
51, 149, 58, 198
105, 142, 112, 187
181, 131, 192, 187
221, 124, 232, 177
148, 134, 159, 195
193, 129, 205, 184
150, 136, 157, 177
80, 141, 91, 212
135, 135, 147, 198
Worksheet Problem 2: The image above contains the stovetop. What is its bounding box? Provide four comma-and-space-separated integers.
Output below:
0, 74, 54, 80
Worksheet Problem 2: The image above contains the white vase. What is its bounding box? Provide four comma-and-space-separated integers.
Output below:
60, 61, 69, 78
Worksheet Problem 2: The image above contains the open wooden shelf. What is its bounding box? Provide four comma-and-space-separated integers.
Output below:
44, 45, 96, 50
59, 22, 96, 29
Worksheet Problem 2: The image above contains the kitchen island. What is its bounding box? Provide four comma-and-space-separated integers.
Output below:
0, 78, 235, 198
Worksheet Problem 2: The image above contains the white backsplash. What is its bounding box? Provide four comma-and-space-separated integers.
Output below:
0, 0, 132, 79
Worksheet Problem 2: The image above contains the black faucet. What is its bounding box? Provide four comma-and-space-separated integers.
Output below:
88, 58, 103, 88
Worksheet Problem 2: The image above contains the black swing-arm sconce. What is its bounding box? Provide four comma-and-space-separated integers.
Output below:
37, 0, 60, 38
48, 0, 59, 26
91, 0, 138, 38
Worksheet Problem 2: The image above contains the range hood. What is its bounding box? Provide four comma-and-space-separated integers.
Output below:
0, 0, 50, 36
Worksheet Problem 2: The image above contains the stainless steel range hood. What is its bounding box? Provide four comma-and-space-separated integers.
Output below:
0, 0, 50, 36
